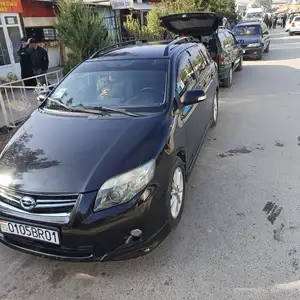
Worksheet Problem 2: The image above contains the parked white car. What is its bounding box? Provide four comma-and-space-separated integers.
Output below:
289, 15, 300, 35
286, 13, 300, 32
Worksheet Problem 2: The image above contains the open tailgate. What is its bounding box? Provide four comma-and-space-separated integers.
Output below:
160, 12, 222, 37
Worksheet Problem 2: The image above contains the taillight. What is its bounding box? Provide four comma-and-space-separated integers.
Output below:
292, 23, 295, 27
219, 55, 225, 64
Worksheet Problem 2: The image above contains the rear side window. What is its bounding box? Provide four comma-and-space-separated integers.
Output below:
295, 17, 300, 21
176, 51, 195, 96
201, 47, 212, 64
188, 46, 207, 77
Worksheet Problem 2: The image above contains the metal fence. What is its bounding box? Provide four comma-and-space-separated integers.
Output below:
0, 70, 63, 129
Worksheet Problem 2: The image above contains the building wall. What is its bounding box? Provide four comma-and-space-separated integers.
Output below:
21, 0, 56, 17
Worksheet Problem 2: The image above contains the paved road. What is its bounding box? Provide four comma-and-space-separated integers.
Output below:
1, 28, 300, 300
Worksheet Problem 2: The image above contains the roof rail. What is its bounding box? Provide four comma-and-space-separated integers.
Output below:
90, 39, 149, 58
164, 36, 198, 56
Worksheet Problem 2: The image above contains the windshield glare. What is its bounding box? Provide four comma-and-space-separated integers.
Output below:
233, 25, 262, 36
46, 59, 168, 110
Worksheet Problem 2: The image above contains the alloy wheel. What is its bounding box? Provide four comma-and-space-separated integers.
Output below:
213, 94, 218, 122
170, 167, 184, 219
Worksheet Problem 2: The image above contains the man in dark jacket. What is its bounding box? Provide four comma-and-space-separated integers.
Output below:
17, 37, 36, 86
29, 38, 49, 85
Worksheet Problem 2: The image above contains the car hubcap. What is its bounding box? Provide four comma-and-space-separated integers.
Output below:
213, 94, 218, 121
170, 167, 184, 219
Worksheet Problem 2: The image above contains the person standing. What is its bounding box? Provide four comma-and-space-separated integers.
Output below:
28, 38, 49, 85
283, 13, 287, 28
17, 38, 36, 86
273, 15, 278, 29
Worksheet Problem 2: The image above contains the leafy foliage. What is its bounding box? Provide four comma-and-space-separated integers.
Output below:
124, 0, 237, 40
55, 0, 110, 73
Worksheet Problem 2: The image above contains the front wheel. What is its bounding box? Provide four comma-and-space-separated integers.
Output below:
264, 43, 270, 53
211, 92, 219, 128
257, 51, 263, 60
223, 67, 232, 88
167, 157, 186, 229
236, 56, 243, 71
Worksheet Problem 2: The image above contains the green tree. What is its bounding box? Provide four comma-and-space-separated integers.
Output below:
203, 0, 237, 19
124, 0, 198, 40
56, 0, 110, 73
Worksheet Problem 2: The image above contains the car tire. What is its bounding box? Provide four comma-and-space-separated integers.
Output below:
236, 56, 243, 71
211, 91, 218, 128
264, 43, 270, 53
167, 157, 186, 229
222, 67, 232, 88
257, 51, 263, 60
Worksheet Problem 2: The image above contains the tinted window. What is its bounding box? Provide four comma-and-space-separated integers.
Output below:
295, 17, 300, 21
46, 59, 168, 110
218, 32, 227, 48
233, 25, 262, 36
226, 32, 235, 46
176, 52, 195, 96
188, 46, 207, 77
201, 48, 212, 64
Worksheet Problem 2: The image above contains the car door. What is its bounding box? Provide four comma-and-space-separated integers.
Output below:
222, 30, 237, 68
199, 45, 218, 123
228, 31, 243, 70
176, 49, 207, 164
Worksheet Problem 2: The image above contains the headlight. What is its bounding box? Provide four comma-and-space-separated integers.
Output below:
247, 43, 261, 48
93, 159, 155, 212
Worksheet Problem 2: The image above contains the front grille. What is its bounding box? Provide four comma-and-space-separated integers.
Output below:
0, 186, 78, 214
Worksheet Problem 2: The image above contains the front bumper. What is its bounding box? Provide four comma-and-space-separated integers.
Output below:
0, 183, 170, 261
242, 46, 262, 57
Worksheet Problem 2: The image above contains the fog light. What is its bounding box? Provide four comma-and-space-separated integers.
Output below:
141, 188, 151, 201
130, 229, 142, 238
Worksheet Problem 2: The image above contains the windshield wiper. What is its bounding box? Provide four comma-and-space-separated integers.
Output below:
46, 98, 103, 115
90, 106, 140, 117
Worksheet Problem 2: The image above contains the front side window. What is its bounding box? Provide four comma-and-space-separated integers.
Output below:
233, 25, 262, 36
45, 59, 168, 110
176, 52, 195, 96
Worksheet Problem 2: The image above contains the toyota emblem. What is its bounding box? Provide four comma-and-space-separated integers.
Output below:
20, 196, 36, 211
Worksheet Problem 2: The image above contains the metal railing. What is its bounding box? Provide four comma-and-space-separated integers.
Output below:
0, 69, 63, 128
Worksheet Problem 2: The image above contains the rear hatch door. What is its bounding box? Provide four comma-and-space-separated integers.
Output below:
160, 12, 222, 37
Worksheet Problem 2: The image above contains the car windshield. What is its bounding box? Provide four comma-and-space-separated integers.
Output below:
233, 25, 261, 36
44, 59, 168, 111
246, 13, 262, 19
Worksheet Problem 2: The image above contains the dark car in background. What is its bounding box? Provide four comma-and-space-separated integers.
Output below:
0, 36, 219, 261
233, 20, 270, 60
160, 13, 244, 88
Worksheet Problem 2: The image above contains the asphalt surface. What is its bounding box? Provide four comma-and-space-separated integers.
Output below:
1, 28, 300, 300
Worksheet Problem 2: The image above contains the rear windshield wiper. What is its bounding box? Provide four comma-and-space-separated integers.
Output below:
90, 106, 140, 117
45, 98, 103, 115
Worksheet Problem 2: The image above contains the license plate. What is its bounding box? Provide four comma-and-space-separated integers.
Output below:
0, 220, 60, 245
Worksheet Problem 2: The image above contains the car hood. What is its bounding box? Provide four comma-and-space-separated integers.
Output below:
235, 35, 261, 45
0, 110, 169, 194
160, 13, 222, 37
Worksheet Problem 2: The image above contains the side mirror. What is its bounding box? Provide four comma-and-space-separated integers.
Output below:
37, 89, 51, 103
183, 89, 206, 106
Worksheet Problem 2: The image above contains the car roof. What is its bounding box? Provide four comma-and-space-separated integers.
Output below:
88, 40, 200, 61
